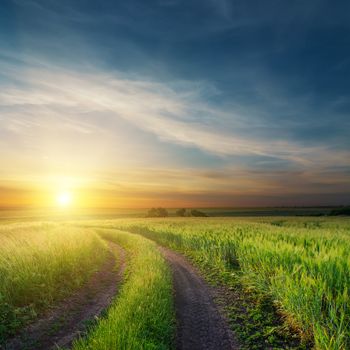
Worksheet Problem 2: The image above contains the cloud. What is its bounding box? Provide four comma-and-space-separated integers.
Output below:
1, 57, 348, 172
0, 1, 349, 209
1, 164, 349, 208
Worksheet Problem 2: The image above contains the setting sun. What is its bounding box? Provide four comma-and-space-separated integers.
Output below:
56, 191, 72, 207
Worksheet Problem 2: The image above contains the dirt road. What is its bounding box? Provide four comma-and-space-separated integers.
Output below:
5, 240, 238, 350
5, 242, 126, 350
160, 247, 239, 350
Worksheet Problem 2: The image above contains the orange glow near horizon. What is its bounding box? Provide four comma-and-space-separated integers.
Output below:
0, 165, 349, 210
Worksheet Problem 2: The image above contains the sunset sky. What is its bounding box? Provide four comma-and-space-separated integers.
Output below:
1, 0, 350, 208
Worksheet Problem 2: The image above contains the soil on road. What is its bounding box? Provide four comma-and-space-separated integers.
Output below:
160, 247, 239, 350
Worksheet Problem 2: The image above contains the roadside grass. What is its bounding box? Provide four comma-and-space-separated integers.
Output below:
71, 229, 174, 350
106, 217, 350, 350
187, 252, 309, 350
0, 223, 108, 342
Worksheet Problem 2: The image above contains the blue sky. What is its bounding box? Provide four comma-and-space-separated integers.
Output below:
0, 0, 350, 207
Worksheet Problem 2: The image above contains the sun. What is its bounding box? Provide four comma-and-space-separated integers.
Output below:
56, 191, 72, 207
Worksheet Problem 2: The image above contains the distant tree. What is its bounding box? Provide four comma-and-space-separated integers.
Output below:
190, 209, 208, 217
329, 206, 350, 216
157, 207, 169, 217
176, 208, 186, 217
146, 207, 169, 217
146, 208, 157, 217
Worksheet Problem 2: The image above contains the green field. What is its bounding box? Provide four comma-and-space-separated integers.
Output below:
1, 216, 349, 349
0, 223, 108, 340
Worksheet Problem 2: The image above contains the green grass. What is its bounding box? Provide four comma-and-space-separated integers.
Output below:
102, 217, 350, 350
72, 229, 174, 350
0, 222, 108, 342
1, 216, 349, 350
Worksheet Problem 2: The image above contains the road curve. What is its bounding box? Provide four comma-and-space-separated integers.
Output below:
160, 247, 239, 350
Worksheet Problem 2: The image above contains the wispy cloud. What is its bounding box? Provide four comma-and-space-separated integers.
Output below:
1, 0, 349, 208
1, 57, 348, 170
1, 163, 349, 208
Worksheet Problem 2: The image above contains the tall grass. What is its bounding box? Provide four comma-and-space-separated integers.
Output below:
0, 223, 108, 340
72, 229, 174, 350
109, 217, 350, 350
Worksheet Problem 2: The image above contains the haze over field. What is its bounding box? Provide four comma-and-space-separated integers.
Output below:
1, 0, 350, 208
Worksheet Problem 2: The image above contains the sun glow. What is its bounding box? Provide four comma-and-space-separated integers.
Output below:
56, 191, 72, 207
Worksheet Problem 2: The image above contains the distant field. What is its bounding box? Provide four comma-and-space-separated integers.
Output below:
0, 206, 340, 222
1, 215, 349, 349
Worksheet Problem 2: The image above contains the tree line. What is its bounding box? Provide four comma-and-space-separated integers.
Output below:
146, 207, 208, 218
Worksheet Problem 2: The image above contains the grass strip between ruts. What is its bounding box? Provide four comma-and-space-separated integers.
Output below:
71, 229, 175, 350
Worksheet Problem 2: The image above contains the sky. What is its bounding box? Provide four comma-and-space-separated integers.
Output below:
0, 0, 350, 208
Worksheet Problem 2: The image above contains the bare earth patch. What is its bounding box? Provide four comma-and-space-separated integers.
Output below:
160, 247, 239, 350
4, 242, 126, 350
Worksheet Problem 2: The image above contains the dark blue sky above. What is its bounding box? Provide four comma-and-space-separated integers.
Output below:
0, 0, 350, 207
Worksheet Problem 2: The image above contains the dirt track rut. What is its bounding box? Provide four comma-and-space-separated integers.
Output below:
160, 247, 239, 350
4, 242, 126, 350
